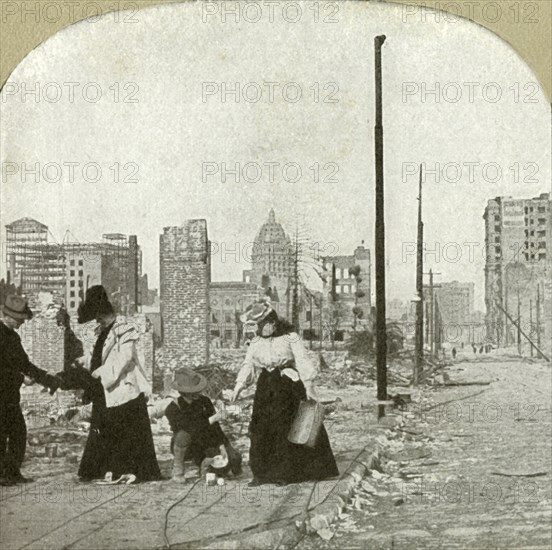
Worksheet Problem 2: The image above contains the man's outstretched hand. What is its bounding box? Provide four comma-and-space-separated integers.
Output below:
52, 366, 93, 392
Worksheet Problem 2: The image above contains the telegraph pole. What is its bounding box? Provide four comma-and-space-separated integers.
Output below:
424, 269, 442, 357
422, 271, 441, 359
319, 294, 323, 349
517, 287, 521, 355
434, 295, 442, 355
309, 293, 313, 350
292, 230, 300, 330
428, 270, 433, 354
504, 284, 509, 346
536, 284, 541, 358
331, 263, 337, 302
330, 263, 337, 350
374, 35, 387, 418
425, 300, 429, 346
529, 299, 533, 357
414, 164, 424, 385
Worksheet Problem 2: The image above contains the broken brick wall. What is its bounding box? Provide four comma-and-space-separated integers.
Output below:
160, 220, 210, 369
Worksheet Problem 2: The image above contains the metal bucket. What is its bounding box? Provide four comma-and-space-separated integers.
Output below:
288, 399, 324, 448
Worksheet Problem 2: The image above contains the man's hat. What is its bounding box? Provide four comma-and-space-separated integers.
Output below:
77, 285, 112, 324
171, 367, 208, 394
2, 294, 33, 321
240, 296, 273, 323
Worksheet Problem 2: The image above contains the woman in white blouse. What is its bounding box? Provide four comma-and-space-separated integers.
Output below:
231, 298, 338, 486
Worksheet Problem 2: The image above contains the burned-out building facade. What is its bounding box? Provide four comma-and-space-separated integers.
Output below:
484, 193, 551, 354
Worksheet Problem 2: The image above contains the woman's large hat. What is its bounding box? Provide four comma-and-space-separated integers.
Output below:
2, 294, 33, 321
240, 296, 273, 323
171, 367, 208, 393
77, 285, 112, 324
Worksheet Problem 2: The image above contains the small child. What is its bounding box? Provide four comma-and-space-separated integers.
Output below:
151, 367, 241, 481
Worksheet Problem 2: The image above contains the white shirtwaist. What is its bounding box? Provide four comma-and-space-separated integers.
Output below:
235, 333, 317, 388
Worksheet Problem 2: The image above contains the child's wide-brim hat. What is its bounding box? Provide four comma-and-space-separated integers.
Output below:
171, 367, 208, 393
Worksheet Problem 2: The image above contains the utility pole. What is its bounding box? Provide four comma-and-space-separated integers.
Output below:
504, 284, 509, 346
374, 34, 387, 418
423, 269, 441, 356
414, 164, 424, 385
428, 270, 433, 353
319, 293, 323, 349
536, 284, 541, 358
529, 299, 533, 357
309, 292, 313, 350
517, 287, 521, 355
434, 295, 442, 355
425, 300, 429, 345
331, 263, 337, 302
330, 263, 337, 351
292, 229, 300, 331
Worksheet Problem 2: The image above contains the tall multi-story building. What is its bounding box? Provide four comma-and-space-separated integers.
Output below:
62, 244, 102, 311
62, 238, 140, 314
428, 281, 478, 346
483, 193, 551, 351
4, 218, 142, 315
434, 281, 474, 325
242, 209, 293, 314
5, 218, 65, 294
211, 209, 293, 346
5, 217, 48, 266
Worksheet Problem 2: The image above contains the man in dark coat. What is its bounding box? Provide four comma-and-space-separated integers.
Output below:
0, 295, 60, 485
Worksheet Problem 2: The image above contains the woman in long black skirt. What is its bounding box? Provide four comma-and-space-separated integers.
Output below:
231, 298, 339, 485
67, 286, 161, 483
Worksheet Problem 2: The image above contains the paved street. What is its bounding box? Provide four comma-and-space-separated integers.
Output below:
298, 354, 552, 549
1, 354, 550, 549
0, 384, 380, 550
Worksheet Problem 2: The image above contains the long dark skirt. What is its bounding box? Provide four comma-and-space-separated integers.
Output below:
249, 369, 339, 484
78, 389, 161, 482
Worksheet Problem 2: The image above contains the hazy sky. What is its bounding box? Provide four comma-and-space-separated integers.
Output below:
1, 0, 550, 311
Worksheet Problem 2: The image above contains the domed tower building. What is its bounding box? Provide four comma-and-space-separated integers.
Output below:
246, 209, 293, 315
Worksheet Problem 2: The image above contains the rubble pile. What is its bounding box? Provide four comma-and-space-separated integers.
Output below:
210, 348, 248, 368
21, 390, 84, 429
26, 428, 89, 464
317, 351, 412, 388
152, 347, 246, 395
196, 364, 238, 400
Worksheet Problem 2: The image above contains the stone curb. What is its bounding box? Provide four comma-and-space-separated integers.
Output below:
306, 446, 380, 534
196, 446, 380, 550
